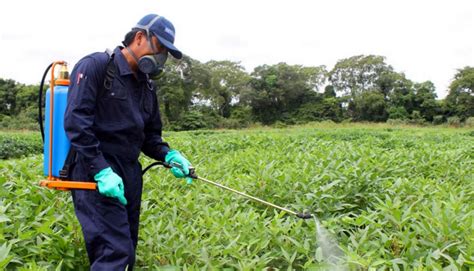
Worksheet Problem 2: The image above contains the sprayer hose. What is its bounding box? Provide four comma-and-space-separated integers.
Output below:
38, 63, 54, 143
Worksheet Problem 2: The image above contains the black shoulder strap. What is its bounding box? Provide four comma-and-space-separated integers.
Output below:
59, 146, 77, 179
103, 49, 116, 91
146, 76, 155, 91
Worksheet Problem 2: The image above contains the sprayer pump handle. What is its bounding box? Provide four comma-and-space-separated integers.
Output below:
163, 162, 198, 179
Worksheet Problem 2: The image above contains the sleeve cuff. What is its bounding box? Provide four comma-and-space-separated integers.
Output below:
157, 145, 170, 162
88, 155, 110, 177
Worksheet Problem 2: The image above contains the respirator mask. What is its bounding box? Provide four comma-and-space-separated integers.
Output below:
127, 15, 170, 77
126, 36, 168, 77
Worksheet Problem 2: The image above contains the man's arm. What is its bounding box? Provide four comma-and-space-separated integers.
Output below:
64, 56, 110, 177
141, 89, 170, 161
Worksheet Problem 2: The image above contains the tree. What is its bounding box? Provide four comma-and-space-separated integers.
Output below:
385, 74, 415, 114
446, 66, 474, 119
16, 84, 40, 110
388, 106, 409, 120
323, 85, 336, 98
352, 90, 388, 121
246, 63, 327, 124
155, 55, 209, 122
203, 60, 250, 118
412, 81, 437, 121
329, 55, 393, 98
0, 78, 19, 116
297, 96, 342, 122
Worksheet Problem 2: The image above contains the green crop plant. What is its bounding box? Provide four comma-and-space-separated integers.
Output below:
0, 132, 42, 159
0, 124, 473, 270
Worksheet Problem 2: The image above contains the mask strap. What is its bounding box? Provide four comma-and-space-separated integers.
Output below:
135, 15, 161, 37
126, 46, 140, 64
136, 15, 164, 57
146, 34, 159, 54
143, 28, 167, 66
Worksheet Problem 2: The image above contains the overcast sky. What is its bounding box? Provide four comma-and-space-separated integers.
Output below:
1, 0, 472, 98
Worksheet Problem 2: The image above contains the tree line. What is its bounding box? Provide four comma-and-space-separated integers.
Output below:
1, 54, 473, 130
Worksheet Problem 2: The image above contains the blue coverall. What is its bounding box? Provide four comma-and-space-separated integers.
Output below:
64, 46, 169, 270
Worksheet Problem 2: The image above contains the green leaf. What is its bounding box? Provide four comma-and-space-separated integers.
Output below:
0, 242, 12, 268
0, 214, 10, 223
315, 247, 323, 262
371, 259, 386, 266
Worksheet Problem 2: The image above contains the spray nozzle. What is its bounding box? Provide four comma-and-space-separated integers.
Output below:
296, 212, 313, 219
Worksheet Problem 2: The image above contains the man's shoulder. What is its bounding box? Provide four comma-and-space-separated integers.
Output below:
75, 51, 112, 71
70, 50, 114, 84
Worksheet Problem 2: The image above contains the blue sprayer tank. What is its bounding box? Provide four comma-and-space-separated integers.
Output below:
43, 83, 70, 177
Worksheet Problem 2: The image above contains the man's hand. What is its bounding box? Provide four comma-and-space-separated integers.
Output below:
165, 150, 193, 184
94, 167, 128, 205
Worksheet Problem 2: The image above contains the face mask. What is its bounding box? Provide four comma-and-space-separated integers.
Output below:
126, 35, 168, 77
137, 51, 168, 77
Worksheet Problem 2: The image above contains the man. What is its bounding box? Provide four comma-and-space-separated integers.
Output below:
64, 14, 192, 270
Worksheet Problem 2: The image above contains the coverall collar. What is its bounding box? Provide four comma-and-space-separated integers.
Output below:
114, 47, 148, 82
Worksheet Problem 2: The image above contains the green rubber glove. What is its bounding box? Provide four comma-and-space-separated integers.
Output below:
94, 167, 128, 205
165, 150, 193, 184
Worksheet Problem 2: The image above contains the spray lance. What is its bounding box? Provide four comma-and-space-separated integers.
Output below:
142, 162, 314, 220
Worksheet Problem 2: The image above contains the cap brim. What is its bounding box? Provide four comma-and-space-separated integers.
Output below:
155, 34, 182, 59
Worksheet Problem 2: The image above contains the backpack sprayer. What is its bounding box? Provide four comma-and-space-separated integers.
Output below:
38, 61, 313, 220
38, 61, 96, 190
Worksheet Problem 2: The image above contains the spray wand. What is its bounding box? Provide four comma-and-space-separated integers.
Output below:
143, 162, 313, 219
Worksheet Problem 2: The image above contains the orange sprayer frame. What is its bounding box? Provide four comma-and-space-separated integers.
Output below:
39, 61, 97, 191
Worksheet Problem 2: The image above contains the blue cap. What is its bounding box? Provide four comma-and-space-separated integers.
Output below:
135, 14, 183, 59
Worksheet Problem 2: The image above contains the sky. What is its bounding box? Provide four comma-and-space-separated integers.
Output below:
0, 0, 472, 99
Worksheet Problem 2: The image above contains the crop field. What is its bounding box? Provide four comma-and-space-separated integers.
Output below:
1, 124, 473, 270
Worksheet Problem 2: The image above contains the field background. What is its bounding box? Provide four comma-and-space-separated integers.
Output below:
1, 123, 473, 270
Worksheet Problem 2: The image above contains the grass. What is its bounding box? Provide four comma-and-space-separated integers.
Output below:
0, 124, 473, 270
